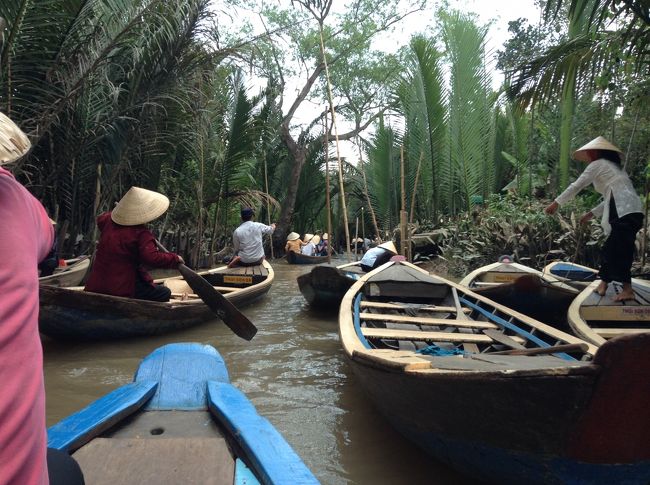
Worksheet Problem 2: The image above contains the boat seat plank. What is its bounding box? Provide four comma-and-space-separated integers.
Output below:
361, 328, 496, 343
48, 381, 157, 452
207, 381, 318, 485
468, 354, 587, 369
360, 301, 471, 314
581, 306, 650, 321
594, 328, 650, 338
359, 312, 497, 329
72, 437, 234, 485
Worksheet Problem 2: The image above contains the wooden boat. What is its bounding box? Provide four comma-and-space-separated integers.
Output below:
39, 261, 274, 340
39, 256, 91, 287
297, 261, 364, 308
286, 251, 328, 265
543, 261, 598, 290
460, 260, 578, 329
339, 260, 650, 484
568, 277, 650, 346
47, 343, 318, 484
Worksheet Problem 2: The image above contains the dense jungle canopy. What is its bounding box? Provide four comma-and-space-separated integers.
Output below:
1, 0, 648, 270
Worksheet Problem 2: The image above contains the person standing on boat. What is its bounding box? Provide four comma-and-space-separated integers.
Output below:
85, 187, 183, 301
359, 241, 398, 272
228, 207, 275, 268
300, 233, 316, 256
285, 232, 304, 254
0, 113, 86, 484
545, 136, 644, 301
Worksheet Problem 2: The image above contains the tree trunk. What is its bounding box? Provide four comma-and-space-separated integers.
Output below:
274, 123, 307, 253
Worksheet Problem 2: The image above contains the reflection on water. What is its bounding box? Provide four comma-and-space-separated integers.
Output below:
43, 258, 473, 484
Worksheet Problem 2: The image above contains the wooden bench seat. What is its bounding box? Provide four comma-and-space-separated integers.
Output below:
359, 312, 497, 329
360, 327, 525, 344
594, 328, 650, 338
360, 301, 471, 314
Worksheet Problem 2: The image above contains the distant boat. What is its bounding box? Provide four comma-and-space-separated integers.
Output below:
286, 251, 328, 265
47, 343, 318, 485
543, 261, 598, 290
339, 260, 650, 484
460, 260, 578, 330
39, 256, 90, 287
568, 277, 650, 346
297, 261, 363, 308
39, 261, 274, 340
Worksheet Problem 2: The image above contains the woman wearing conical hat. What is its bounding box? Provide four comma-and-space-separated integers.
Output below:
285, 231, 305, 254
545, 136, 644, 301
0, 113, 59, 483
84, 187, 184, 301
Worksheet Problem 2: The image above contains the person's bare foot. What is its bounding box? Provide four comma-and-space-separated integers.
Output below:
594, 280, 608, 296
613, 283, 635, 302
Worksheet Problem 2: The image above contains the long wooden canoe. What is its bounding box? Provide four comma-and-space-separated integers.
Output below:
48, 343, 318, 485
286, 251, 328, 265
543, 261, 598, 290
460, 260, 578, 329
339, 261, 650, 484
297, 261, 364, 308
39, 261, 274, 340
39, 257, 91, 287
567, 278, 650, 346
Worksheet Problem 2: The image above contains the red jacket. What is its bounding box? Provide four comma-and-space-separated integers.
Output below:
84, 212, 180, 297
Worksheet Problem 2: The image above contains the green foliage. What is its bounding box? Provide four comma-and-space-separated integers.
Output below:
438, 194, 605, 277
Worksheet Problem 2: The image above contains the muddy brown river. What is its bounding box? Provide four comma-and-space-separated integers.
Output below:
43, 258, 474, 484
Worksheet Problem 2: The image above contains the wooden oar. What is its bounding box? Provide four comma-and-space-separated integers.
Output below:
491, 343, 588, 356
156, 241, 257, 341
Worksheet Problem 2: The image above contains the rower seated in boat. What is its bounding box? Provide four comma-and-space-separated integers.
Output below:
228, 207, 275, 268
285, 231, 304, 254
300, 233, 316, 256
359, 241, 397, 272
84, 187, 183, 302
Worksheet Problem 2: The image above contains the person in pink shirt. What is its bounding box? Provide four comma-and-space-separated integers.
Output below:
0, 113, 82, 484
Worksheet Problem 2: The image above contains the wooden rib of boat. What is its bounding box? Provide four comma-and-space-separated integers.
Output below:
39, 257, 91, 287
339, 261, 650, 484
543, 261, 598, 290
286, 251, 328, 265
39, 261, 274, 340
297, 261, 364, 308
47, 343, 318, 485
568, 278, 650, 346
460, 260, 578, 329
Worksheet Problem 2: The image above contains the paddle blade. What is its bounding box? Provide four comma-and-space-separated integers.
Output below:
178, 264, 258, 340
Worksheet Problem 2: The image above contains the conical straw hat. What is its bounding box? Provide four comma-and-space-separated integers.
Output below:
378, 241, 397, 254
573, 136, 622, 162
312, 235, 321, 245
111, 187, 170, 226
0, 112, 31, 165
322, 233, 329, 240
287, 232, 300, 241
303, 233, 314, 243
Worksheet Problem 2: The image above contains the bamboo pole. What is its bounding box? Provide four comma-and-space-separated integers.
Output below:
400, 146, 408, 258
361, 207, 365, 247
319, 25, 351, 262
409, 151, 424, 224
354, 216, 359, 260
263, 153, 274, 259
323, 112, 333, 264
356, 136, 382, 243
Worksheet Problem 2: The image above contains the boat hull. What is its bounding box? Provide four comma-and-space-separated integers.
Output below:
39, 262, 273, 340
297, 265, 360, 308
39, 257, 90, 287
340, 262, 650, 484
286, 251, 328, 265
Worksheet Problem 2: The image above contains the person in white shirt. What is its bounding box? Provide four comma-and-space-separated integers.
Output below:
228, 207, 275, 268
545, 136, 643, 301
360, 241, 398, 272
301, 234, 316, 256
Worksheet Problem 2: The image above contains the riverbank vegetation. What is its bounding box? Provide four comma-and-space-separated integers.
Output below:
1, 0, 648, 270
